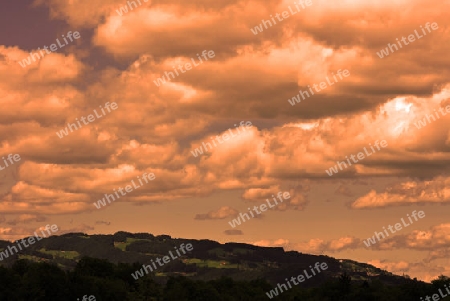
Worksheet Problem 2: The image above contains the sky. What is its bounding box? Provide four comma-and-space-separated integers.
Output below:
0, 0, 449, 282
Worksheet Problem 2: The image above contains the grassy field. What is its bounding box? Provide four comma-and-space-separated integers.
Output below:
39, 248, 80, 259
155, 272, 197, 277
184, 258, 238, 269
18, 255, 47, 262
114, 237, 149, 251
114, 241, 128, 251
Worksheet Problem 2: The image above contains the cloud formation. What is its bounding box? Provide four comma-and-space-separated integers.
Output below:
195, 206, 238, 220
352, 177, 450, 208
2, 0, 450, 283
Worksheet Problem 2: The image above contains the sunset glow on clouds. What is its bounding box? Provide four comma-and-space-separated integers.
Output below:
0, 0, 449, 282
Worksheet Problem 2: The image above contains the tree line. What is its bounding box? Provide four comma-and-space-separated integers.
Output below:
0, 257, 448, 300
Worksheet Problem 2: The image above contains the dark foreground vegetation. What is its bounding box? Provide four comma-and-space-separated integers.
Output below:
0, 257, 449, 301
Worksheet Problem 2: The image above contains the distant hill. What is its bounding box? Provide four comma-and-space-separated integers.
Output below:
0, 231, 424, 287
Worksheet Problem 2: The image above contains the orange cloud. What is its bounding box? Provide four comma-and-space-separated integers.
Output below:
195, 206, 238, 220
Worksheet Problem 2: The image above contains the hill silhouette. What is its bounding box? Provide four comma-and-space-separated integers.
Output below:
0, 231, 447, 300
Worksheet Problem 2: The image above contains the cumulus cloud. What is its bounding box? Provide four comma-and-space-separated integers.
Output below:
2, 0, 450, 283
241, 186, 281, 201
266, 223, 450, 256
241, 182, 310, 211
293, 236, 360, 254
252, 238, 290, 248
57, 224, 94, 235
195, 206, 238, 220
374, 223, 450, 251
368, 259, 410, 273
6, 214, 47, 225
1, 29, 450, 216
0, 225, 54, 241
368, 259, 450, 283
352, 176, 450, 208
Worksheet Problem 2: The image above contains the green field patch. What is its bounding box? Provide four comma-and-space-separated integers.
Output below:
114, 237, 150, 251
18, 255, 47, 262
184, 258, 238, 269
114, 242, 128, 251
155, 272, 167, 276
127, 238, 146, 243
184, 258, 202, 264
155, 272, 196, 277
114, 239, 133, 251
39, 249, 79, 259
